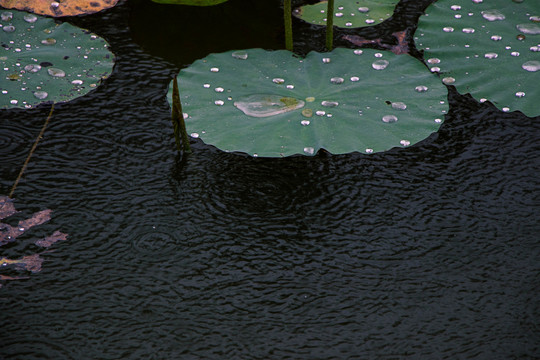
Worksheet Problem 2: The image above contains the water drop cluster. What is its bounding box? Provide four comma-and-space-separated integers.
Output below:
0, 9, 114, 109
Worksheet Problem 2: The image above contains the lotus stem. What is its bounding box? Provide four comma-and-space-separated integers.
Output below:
284, 0, 293, 51
10, 104, 54, 199
326, 0, 334, 51
171, 75, 191, 154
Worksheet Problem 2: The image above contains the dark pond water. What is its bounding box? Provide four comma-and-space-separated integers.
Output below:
1, 0, 539, 358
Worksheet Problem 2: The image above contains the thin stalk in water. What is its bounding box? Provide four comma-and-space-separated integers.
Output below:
284, 0, 293, 51
9, 104, 54, 198
326, 0, 334, 51
171, 75, 191, 154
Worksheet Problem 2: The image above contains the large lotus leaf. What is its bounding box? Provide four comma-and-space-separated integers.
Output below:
0, 10, 114, 109
167, 48, 448, 157
294, 0, 399, 28
151, 0, 228, 5
416, 0, 540, 117
0, 0, 119, 17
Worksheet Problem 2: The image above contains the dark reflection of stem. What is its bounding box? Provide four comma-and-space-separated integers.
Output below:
171, 75, 191, 155
284, 0, 293, 51
9, 104, 54, 199
326, 0, 334, 51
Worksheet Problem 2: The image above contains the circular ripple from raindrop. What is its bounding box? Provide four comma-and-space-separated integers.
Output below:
0, 122, 37, 163
1, 338, 76, 359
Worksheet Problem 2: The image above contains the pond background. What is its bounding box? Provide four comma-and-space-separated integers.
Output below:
1, 0, 539, 358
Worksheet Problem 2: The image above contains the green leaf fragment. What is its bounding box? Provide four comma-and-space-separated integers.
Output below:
416, 0, 540, 117
167, 48, 448, 157
294, 0, 399, 28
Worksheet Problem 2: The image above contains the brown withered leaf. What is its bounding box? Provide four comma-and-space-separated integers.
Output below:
0, 254, 43, 273
0, 208, 52, 246
1, 196, 68, 286
343, 30, 410, 55
0, 0, 119, 17
0, 274, 30, 281
0, 196, 18, 220
35, 230, 68, 248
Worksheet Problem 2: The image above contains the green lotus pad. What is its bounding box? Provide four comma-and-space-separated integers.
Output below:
416, 0, 540, 117
167, 48, 448, 157
294, 0, 399, 28
151, 0, 228, 5
0, 10, 114, 109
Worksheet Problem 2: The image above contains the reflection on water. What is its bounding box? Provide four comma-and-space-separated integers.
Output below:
0, 0, 539, 358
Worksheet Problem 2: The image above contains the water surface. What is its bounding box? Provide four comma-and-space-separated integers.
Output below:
1, 0, 539, 358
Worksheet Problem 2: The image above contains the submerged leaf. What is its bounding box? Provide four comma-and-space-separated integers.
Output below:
0, 10, 115, 109
0, 195, 68, 284
0, 196, 18, 220
294, 0, 398, 28
0, 0, 119, 17
35, 230, 68, 248
416, 0, 540, 117
0, 207, 51, 246
167, 48, 448, 157
0, 254, 43, 273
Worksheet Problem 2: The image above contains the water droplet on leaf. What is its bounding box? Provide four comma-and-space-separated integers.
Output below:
372, 59, 389, 70
443, 77, 456, 84
391, 102, 407, 110
47, 68, 65, 77
232, 51, 248, 60
24, 14, 38, 23
382, 115, 398, 123
400, 140, 411, 146
522, 61, 540, 72
330, 77, 344, 84
272, 78, 285, 84
321, 100, 338, 107
516, 23, 540, 35
303, 147, 315, 155
234, 94, 305, 117
1, 12, 13, 21
33, 91, 48, 99
41, 38, 56, 45
24, 64, 42, 72
481, 10, 505, 21
415, 85, 428, 92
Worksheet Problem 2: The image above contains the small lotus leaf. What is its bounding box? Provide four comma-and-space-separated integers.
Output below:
0, 0, 119, 17
167, 48, 448, 157
0, 10, 115, 109
294, 0, 399, 28
151, 0, 228, 5
416, 0, 540, 117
